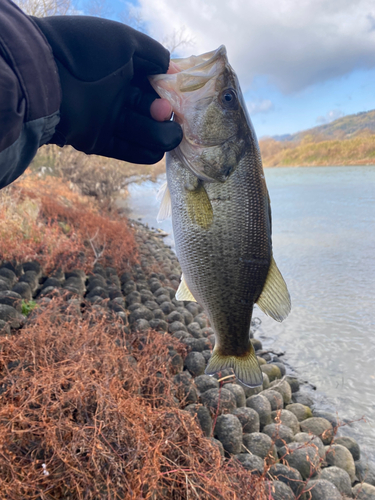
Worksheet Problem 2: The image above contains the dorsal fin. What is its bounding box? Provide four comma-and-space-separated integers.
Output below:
256, 256, 291, 322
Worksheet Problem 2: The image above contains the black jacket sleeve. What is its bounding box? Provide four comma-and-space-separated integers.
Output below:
0, 0, 61, 189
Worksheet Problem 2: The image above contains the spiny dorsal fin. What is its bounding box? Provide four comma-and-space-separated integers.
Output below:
256, 256, 291, 322
176, 274, 197, 302
156, 181, 172, 222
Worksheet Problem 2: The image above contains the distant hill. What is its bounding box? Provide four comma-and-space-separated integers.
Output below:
259, 109, 375, 167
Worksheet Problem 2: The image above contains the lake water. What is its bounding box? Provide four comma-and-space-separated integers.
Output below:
120, 165, 375, 461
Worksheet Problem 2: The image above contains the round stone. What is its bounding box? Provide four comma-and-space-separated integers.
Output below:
312, 410, 339, 429
194, 375, 219, 393
280, 441, 321, 479
232, 407, 260, 433
325, 444, 356, 483
0, 268, 17, 286
262, 389, 284, 411
300, 417, 333, 445
187, 322, 202, 338
293, 432, 325, 458
271, 362, 286, 376
176, 307, 193, 326
250, 338, 262, 351
184, 404, 212, 437
193, 314, 207, 328
319, 466, 352, 497
261, 364, 282, 382
182, 337, 211, 352
334, 436, 360, 461
0, 291, 22, 313
210, 438, 224, 457
246, 394, 272, 428
0, 304, 24, 328
168, 321, 187, 333
143, 300, 159, 311
148, 319, 168, 332
285, 376, 300, 393
214, 414, 243, 455
173, 372, 198, 405
185, 302, 200, 317
352, 482, 375, 499
268, 481, 295, 500
286, 403, 313, 421
269, 379, 292, 404
200, 388, 236, 416
292, 391, 314, 407
122, 281, 136, 294
132, 319, 150, 331
234, 453, 264, 475
128, 306, 154, 323
242, 432, 276, 460
159, 301, 175, 315
268, 463, 304, 498
184, 352, 206, 377
156, 294, 172, 305
125, 291, 141, 305
223, 383, 246, 408
356, 460, 375, 486
271, 409, 300, 434
263, 423, 294, 448
306, 479, 342, 500
167, 311, 184, 324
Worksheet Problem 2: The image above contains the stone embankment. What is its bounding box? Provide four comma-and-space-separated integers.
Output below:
0, 220, 374, 500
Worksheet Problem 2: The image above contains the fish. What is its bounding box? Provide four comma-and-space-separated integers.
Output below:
149, 46, 290, 387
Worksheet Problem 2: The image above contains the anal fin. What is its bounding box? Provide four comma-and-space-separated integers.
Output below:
176, 274, 197, 302
205, 344, 263, 387
256, 256, 291, 322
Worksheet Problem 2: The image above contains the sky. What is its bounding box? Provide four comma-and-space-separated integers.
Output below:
77, 0, 375, 138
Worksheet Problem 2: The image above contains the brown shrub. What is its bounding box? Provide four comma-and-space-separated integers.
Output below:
0, 299, 265, 499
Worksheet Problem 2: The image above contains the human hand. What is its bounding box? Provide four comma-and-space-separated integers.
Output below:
31, 15, 183, 164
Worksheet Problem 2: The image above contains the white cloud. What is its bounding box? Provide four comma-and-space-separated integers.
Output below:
247, 99, 274, 115
137, 0, 375, 94
316, 109, 345, 124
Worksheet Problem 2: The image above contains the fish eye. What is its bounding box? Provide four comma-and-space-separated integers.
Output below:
220, 88, 238, 109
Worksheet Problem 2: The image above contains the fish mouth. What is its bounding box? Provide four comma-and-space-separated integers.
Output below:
171, 45, 227, 73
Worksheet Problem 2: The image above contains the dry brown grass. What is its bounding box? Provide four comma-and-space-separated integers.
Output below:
0, 299, 266, 499
0, 174, 139, 274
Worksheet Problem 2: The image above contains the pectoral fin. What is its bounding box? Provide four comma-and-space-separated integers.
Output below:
156, 181, 172, 222
176, 274, 197, 302
256, 256, 291, 322
205, 344, 263, 388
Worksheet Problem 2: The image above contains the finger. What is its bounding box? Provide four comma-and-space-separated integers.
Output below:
100, 137, 165, 164
150, 98, 173, 121
167, 61, 181, 74
116, 110, 183, 151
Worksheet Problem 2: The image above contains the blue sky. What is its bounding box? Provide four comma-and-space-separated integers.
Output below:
76, 0, 375, 138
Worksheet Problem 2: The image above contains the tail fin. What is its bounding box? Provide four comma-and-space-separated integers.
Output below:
205, 345, 263, 388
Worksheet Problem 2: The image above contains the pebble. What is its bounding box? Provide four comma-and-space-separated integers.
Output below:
300, 417, 333, 445
334, 436, 360, 461
268, 463, 305, 498
12, 282, 32, 300
262, 389, 284, 411
0, 319, 11, 335
223, 383, 246, 408
242, 431, 276, 460
232, 407, 260, 434
312, 410, 339, 429
292, 390, 314, 407
267, 480, 295, 500
280, 441, 321, 479
246, 394, 272, 428
356, 460, 375, 487
200, 388, 237, 416
214, 414, 243, 455
194, 375, 219, 393
285, 376, 300, 393
261, 364, 282, 382
262, 423, 294, 448
209, 438, 224, 457
128, 306, 154, 323
325, 444, 356, 483
0, 268, 17, 287
184, 352, 206, 377
173, 372, 198, 405
271, 409, 300, 434
0, 291, 22, 312
285, 403, 313, 421
184, 404, 212, 437
352, 482, 375, 499
0, 304, 24, 328
293, 432, 325, 458
269, 379, 292, 405
187, 322, 202, 338
319, 466, 352, 497
168, 321, 187, 333
306, 479, 343, 500
234, 453, 264, 475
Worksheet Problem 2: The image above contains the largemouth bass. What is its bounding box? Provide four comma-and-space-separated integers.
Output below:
150, 46, 290, 387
